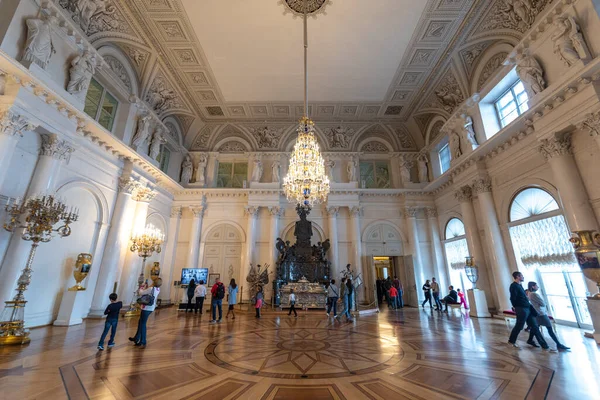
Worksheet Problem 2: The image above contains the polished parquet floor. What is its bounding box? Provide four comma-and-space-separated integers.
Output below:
0, 305, 599, 399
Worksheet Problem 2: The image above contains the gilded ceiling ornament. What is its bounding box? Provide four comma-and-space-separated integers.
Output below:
280, 0, 331, 16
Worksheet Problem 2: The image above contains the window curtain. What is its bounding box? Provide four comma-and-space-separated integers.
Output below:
509, 215, 576, 268
444, 238, 469, 270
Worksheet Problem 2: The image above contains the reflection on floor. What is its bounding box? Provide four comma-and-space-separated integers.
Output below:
0, 306, 598, 399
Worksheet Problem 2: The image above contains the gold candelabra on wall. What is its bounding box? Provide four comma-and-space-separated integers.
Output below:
0, 195, 78, 345
124, 225, 163, 317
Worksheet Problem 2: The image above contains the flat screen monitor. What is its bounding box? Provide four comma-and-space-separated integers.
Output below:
180, 268, 209, 285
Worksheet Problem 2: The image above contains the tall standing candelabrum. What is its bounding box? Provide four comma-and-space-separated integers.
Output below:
124, 225, 163, 317
0, 195, 78, 345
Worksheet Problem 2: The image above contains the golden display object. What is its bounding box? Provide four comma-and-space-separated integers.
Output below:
150, 262, 161, 283
570, 230, 600, 298
69, 253, 93, 291
0, 195, 78, 345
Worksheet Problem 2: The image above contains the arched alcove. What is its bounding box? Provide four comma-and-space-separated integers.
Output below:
362, 221, 405, 256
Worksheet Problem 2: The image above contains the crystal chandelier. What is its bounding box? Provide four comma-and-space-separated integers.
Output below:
282, 0, 330, 209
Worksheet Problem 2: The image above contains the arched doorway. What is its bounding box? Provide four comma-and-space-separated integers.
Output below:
202, 223, 244, 302
507, 187, 591, 328
442, 218, 470, 293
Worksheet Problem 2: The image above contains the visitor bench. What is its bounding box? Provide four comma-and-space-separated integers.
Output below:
448, 303, 463, 314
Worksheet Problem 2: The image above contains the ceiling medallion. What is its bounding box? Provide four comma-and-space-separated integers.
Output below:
279, 0, 331, 17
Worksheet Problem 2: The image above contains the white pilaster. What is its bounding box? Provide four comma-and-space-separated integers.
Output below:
405, 206, 425, 302
472, 178, 512, 311
425, 207, 448, 291
0, 108, 37, 191
186, 205, 205, 269
242, 205, 259, 300
268, 206, 283, 271
326, 206, 340, 279
160, 206, 183, 303
349, 206, 364, 302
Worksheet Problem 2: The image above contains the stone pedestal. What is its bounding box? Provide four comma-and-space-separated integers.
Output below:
584, 297, 600, 344
467, 289, 490, 318
53, 290, 86, 326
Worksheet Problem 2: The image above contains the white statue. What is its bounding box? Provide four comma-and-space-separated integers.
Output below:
417, 153, 429, 183
462, 115, 479, 149
75, 0, 114, 34
399, 160, 412, 186
516, 53, 546, 96
131, 114, 152, 149
502, 0, 535, 31
551, 16, 591, 67
450, 132, 462, 160
23, 18, 55, 69
251, 158, 263, 182
181, 155, 193, 184
149, 129, 166, 160
67, 51, 96, 95
347, 159, 357, 182
324, 159, 335, 181
196, 154, 208, 186
272, 160, 281, 183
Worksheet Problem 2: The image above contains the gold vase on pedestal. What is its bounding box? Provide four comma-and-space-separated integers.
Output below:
570, 230, 600, 299
150, 262, 161, 284
69, 253, 92, 291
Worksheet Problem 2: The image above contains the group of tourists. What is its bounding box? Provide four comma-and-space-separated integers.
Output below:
184, 278, 242, 322
376, 276, 404, 309
508, 271, 570, 351
421, 278, 468, 312
325, 278, 355, 322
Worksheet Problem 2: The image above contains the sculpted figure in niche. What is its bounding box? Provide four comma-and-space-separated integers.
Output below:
450, 131, 462, 159
149, 129, 166, 160
552, 16, 591, 67
324, 159, 335, 181
462, 115, 479, 149
347, 158, 357, 181
502, 0, 535, 31
272, 160, 281, 183
417, 153, 429, 183
399, 160, 412, 185
74, 0, 114, 34
132, 114, 152, 149
23, 17, 56, 69
196, 154, 207, 186
435, 86, 462, 112
251, 158, 263, 182
180, 155, 193, 184
516, 53, 546, 96
67, 51, 96, 94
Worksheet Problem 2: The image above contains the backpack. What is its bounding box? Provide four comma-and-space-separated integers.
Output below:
137, 288, 155, 306
216, 284, 225, 300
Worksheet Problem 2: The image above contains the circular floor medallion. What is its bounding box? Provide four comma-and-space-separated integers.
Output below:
205, 328, 403, 379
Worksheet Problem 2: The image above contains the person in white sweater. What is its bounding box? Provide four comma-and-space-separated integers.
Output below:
288, 289, 298, 317
528, 281, 570, 351
129, 278, 162, 349
194, 280, 207, 314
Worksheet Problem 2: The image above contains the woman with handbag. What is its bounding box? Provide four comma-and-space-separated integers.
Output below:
129, 278, 162, 349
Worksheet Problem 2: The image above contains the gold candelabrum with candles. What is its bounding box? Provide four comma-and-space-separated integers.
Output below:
124, 225, 163, 317
570, 230, 600, 299
0, 195, 78, 345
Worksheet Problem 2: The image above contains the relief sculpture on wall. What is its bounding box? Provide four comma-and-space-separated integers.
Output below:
551, 16, 591, 67
23, 17, 56, 70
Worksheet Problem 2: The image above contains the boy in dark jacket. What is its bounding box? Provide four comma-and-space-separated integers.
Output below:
98, 293, 122, 350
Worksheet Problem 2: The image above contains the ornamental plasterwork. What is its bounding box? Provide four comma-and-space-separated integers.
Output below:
471, 177, 493, 195
164, 121, 179, 142
413, 114, 435, 136
55, 0, 133, 36
40, 134, 75, 162
218, 141, 247, 153
477, 52, 509, 91
393, 127, 417, 150
538, 135, 573, 160
325, 126, 356, 149
429, 120, 445, 143
430, 70, 465, 114
145, 71, 186, 115
577, 111, 600, 137
250, 126, 285, 149
279, 0, 331, 16
474, 0, 552, 35
104, 55, 131, 90
361, 141, 389, 153
454, 185, 472, 202
177, 114, 196, 134
459, 40, 495, 79
192, 126, 212, 150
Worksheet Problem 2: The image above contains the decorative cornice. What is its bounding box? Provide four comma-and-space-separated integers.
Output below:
244, 205, 259, 217
538, 135, 573, 160
39, 133, 74, 162
471, 178, 492, 195
577, 111, 600, 138
454, 186, 472, 203
0, 108, 37, 137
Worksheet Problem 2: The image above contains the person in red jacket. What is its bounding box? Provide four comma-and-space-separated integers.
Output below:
389, 286, 399, 309
210, 278, 225, 323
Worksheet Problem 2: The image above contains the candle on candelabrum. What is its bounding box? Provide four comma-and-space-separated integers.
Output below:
0, 194, 78, 345
124, 225, 163, 317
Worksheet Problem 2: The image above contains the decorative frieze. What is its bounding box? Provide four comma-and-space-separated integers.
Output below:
538, 135, 573, 160
472, 178, 492, 195
0, 109, 37, 137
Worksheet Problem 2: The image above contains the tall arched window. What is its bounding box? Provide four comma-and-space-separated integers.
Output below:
508, 187, 591, 327
443, 218, 470, 292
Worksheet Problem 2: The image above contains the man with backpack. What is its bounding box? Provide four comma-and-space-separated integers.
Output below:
210, 278, 226, 323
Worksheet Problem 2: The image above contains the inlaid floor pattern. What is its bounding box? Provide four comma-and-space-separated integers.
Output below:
0, 306, 598, 399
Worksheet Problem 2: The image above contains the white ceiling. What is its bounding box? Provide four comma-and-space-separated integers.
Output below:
180, 0, 428, 103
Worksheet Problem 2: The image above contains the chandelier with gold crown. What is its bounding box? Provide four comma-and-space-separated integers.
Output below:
282, 0, 330, 209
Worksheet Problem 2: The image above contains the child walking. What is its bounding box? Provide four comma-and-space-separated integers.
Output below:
457, 288, 469, 309
255, 286, 264, 318
288, 289, 298, 317
97, 293, 122, 350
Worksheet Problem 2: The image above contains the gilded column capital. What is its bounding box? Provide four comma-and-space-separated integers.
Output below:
403, 206, 419, 218
170, 206, 183, 218
39, 133, 75, 162
190, 205, 206, 218
577, 111, 600, 137
268, 206, 284, 217
325, 206, 339, 217
538, 135, 572, 160
454, 186, 473, 203
244, 205, 259, 217
425, 207, 438, 218
0, 109, 37, 137
472, 178, 492, 195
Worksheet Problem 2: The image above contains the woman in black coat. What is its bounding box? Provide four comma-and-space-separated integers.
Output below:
186, 279, 197, 312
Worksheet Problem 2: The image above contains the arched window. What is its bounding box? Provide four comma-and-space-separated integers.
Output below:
508, 187, 591, 327
442, 218, 469, 293
445, 218, 466, 239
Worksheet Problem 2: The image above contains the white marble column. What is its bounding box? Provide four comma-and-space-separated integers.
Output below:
0, 109, 37, 191
425, 207, 448, 291
242, 206, 259, 299
160, 206, 183, 304
268, 206, 283, 270
186, 205, 206, 269
0, 134, 74, 304
405, 206, 425, 302
88, 177, 139, 317
326, 206, 340, 280
116, 188, 155, 303
349, 206, 364, 304
472, 178, 512, 311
